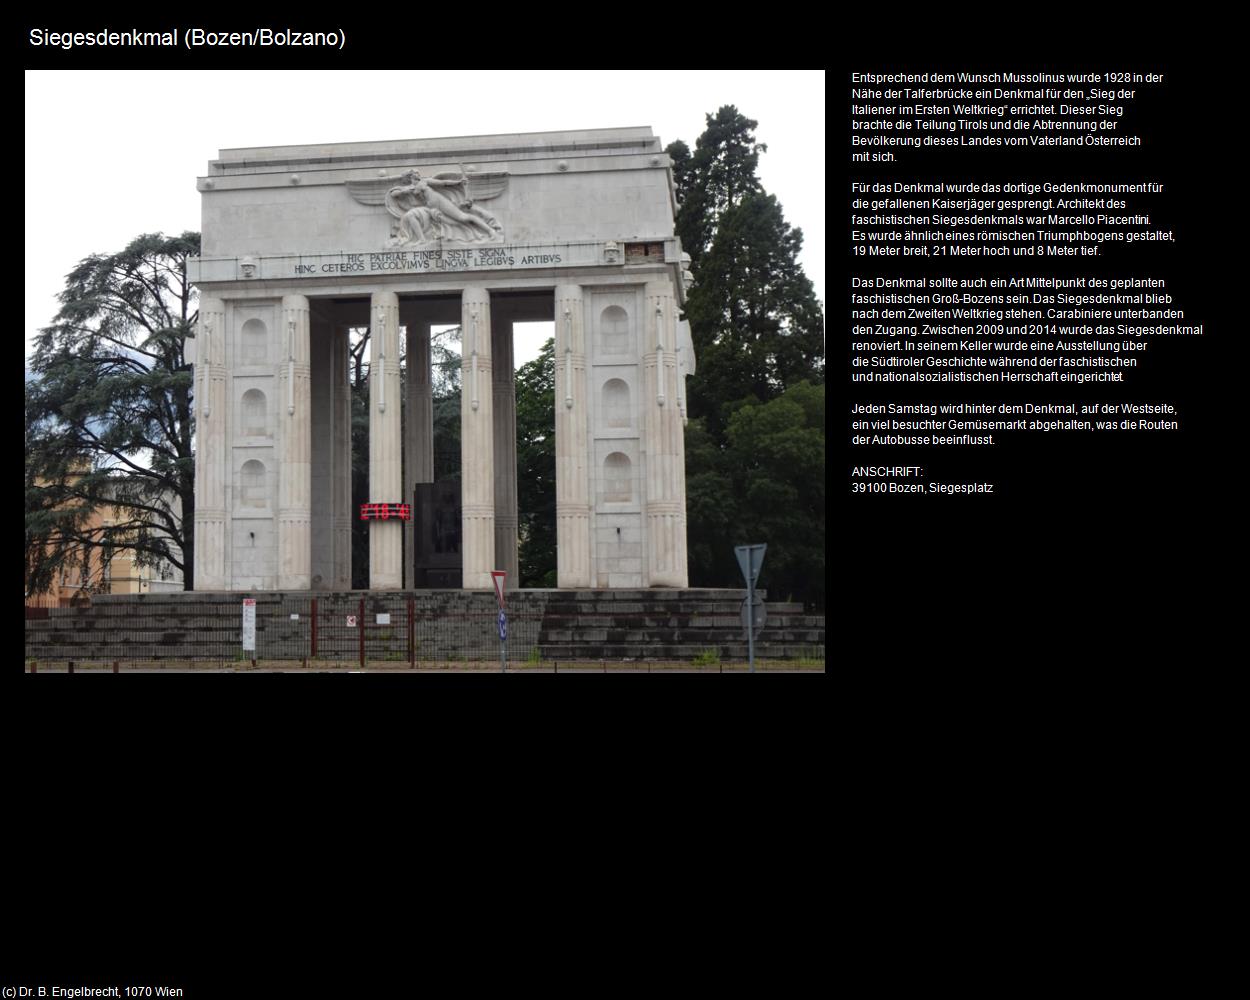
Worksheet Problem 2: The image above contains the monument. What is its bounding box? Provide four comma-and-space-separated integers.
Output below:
188, 127, 696, 592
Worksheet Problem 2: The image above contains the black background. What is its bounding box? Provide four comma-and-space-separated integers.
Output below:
837, 45, 1234, 661
15, 18, 1239, 984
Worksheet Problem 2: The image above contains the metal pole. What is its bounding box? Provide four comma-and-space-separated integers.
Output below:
311, 597, 318, 658
408, 596, 415, 669
359, 596, 365, 669
748, 577, 756, 674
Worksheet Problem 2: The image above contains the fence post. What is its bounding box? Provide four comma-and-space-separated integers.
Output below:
113, 661, 119, 674
68, 660, 75, 674
311, 597, 318, 659
359, 596, 365, 670
408, 596, 415, 669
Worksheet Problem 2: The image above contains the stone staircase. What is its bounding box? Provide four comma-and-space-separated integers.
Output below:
535, 589, 825, 661
24, 589, 825, 664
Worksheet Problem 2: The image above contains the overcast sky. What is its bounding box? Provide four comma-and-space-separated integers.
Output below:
25, 69, 824, 366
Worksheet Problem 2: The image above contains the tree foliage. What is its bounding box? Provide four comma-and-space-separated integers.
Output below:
515, 338, 556, 587
26, 232, 200, 594
667, 108, 826, 608
725, 382, 825, 607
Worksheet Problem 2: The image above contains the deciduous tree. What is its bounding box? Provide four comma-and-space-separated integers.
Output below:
515, 338, 556, 587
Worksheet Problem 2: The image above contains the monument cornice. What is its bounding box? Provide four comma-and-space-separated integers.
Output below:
189, 266, 677, 300
197, 152, 671, 191
208, 127, 662, 173
187, 238, 683, 286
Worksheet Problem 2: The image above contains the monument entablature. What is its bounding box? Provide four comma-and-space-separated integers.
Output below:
189, 127, 694, 594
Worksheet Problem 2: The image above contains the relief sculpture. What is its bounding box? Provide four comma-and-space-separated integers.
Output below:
347, 166, 507, 247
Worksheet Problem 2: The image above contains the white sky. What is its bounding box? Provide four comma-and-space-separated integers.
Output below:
25, 69, 824, 367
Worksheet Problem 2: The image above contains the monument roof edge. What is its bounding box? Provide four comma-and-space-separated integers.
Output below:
213, 127, 660, 164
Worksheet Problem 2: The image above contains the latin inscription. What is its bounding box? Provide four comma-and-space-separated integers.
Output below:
292, 247, 564, 277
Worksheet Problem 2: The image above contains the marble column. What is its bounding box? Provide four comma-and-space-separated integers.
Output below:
332, 325, 352, 589
403, 314, 434, 586
277, 295, 312, 590
491, 306, 518, 589
460, 286, 494, 590
308, 309, 333, 588
193, 296, 228, 590
369, 290, 403, 590
553, 285, 591, 588
643, 279, 689, 587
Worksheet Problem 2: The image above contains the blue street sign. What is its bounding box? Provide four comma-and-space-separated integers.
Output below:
498, 611, 507, 642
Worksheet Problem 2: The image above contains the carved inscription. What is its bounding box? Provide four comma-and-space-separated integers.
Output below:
291, 247, 564, 277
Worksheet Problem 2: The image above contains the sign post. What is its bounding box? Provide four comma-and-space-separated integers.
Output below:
734, 545, 767, 673
491, 570, 507, 672
241, 598, 257, 655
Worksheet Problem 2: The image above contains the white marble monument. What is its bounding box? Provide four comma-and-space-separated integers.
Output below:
188, 128, 696, 591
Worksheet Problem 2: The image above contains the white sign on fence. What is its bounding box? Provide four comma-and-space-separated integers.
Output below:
242, 599, 256, 652
346, 615, 357, 628
377, 613, 391, 625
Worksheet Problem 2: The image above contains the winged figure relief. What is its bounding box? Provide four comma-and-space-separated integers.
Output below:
346, 167, 508, 246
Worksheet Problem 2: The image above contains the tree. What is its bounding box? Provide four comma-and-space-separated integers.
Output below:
26, 232, 199, 594
430, 327, 463, 483
666, 108, 826, 608
685, 192, 825, 434
670, 106, 824, 438
724, 382, 825, 608
515, 338, 556, 587
668, 107, 767, 273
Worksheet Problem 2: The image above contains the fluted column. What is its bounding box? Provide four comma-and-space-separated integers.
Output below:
369, 290, 402, 590
277, 295, 312, 590
332, 325, 352, 589
460, 286, 494, 590
643, 280, 689, 587
554, 284, 591, 588
491, 306, 518, 588
404, 318, 434, 586
193, 296, 228, 590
